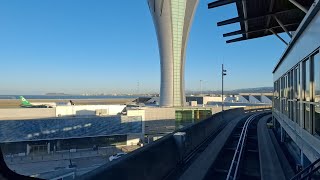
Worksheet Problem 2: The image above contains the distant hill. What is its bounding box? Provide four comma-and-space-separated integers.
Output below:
45, 93, 70, 96
229, 87, 273, 93
186, 87, 273, 95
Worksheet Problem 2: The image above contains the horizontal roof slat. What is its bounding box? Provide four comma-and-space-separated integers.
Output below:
208, 0, 237, 9
208, 0, 314, 43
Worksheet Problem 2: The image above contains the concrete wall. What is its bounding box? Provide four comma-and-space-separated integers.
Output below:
144, 108, 175, 136
144, 107, 175, 121
81, 135, 181, 180
126, 108, 176, 136
56, 105, 125, 117
210, 107, 234, 114
186, 96, 227, 104
81, 108, 246, 180
203, 96, 225, 104
126, 134, 141, 146
0, 108, 55, 120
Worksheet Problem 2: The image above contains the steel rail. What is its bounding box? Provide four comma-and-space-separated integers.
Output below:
226, 114, 257, 180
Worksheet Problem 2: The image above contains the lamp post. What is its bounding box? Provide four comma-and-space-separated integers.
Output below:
222, 64, 227, 117
200, 80, 203, 96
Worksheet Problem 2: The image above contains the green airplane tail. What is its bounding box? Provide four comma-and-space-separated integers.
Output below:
20, 96, 31, 106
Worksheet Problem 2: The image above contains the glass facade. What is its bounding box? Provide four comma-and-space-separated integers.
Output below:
273, 51, 320, 136
171, 0, 186, 106
294, 66, 300, 124
314, 53, 320, 135
304, 59, 311, 101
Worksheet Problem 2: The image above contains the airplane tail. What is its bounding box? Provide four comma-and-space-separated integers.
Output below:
20, 96, 31, 106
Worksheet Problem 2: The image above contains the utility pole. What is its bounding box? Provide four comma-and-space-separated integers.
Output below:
222, 64, 227, 117
200, 80, 203, 96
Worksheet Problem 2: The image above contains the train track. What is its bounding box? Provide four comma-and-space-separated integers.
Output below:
204, 112, 270, 180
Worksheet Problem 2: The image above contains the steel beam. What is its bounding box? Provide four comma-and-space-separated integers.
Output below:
217, 17, 241, 26
217, 9, 300, 26
226, 37, 246, 43
223, 23, 299, 37
289, 0, 308, 13
242, 0, 249, 38
264, 0, 275, 35
269, 29, 288, 45
223, 30, 244, 37
208, 0, 237, 9
273, 15, 292, 38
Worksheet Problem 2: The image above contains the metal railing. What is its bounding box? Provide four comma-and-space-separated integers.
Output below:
290, 158, 320, 180
226, 114, 257, 180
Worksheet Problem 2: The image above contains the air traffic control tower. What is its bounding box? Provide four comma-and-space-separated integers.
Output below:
148, 0, 199, 107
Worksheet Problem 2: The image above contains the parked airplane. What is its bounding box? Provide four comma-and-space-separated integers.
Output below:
19, 96, 56, 108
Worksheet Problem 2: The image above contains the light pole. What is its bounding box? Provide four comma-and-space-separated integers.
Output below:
200, 80, 203, 96
222, 64, 227, 116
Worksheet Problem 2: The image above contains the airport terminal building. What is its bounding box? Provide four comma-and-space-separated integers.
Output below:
0, 105, 143, 156
272, 0, 320, 166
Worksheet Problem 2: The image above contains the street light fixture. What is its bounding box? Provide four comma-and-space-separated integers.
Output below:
222, 64, 227, 117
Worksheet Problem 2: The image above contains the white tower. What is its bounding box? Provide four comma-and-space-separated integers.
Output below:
148, 0, 199, 107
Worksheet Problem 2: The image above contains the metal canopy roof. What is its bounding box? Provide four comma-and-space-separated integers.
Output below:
208, 0, 314, 43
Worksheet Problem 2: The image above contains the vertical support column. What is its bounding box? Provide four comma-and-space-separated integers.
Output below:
280, 126, 285, 142
300, 150, 305, 168
196, 110, 200, 120
272, 116, 275, 129
26, 144, 31, 155
47, 142, 50, 154
174, 132, 186, 161
57, 140, 61, 151
191, 110, 195, 123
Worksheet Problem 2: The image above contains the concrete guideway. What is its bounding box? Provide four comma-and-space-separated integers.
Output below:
79, 108, 277, 180
186, 111, 294, 180
201, 113, 268, 180
258, 115, 287, 180
257, 115, 295, 180
178, 114, 250, 180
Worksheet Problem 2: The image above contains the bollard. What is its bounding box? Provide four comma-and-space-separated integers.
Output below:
174, 132, 186, 162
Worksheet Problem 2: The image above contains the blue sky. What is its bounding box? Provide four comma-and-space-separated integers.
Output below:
0, 0, 288, 95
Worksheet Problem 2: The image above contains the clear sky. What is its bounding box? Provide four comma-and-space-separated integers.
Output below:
0, 0, 289, 95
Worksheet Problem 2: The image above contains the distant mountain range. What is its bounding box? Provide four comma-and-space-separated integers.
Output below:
186, 87, 273, 95
45, 93, 70, 96
229, 87, 273, 93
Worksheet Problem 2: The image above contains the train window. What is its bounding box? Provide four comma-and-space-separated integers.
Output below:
314, 53, 320, 135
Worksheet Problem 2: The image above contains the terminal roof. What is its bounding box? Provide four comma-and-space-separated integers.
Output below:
208, 0, 314, 43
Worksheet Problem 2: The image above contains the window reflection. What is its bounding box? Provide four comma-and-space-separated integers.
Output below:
314, 53, 320, 135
